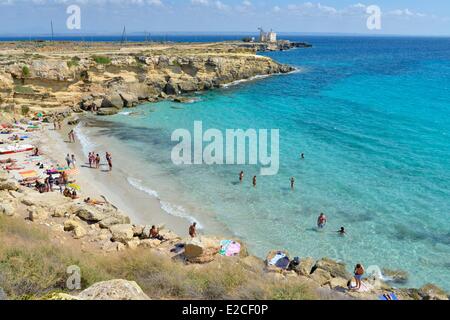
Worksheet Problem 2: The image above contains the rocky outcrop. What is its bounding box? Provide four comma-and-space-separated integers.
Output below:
109, 224, 134, 244
184, 237, 221, 264
0, 42, 294, 114
76, 280, 150, 300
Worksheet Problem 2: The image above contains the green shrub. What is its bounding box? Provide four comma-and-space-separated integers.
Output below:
20, 105, 30, 116
22, 66, 30, 77
92, 55, 111, 65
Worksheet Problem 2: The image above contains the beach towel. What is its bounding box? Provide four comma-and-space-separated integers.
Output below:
19, 170, 39, 179
268, 252, 291, 269
379, 293, 399, 301
219, 240, 241, 257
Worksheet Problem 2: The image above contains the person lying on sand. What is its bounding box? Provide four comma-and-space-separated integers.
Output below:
0, 158, 17, 164
84, 197, 106, 206
71, 190, 79, 200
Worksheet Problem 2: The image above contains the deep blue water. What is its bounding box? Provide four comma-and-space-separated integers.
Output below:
80, 36, 450, 290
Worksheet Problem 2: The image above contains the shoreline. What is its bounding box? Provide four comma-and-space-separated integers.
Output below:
0, 114, 448, 300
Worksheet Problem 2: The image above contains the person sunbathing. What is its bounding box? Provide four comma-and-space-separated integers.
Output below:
71, 190, 79, 200
0, 158, 16, 164
84, 197, 106, 206
150, 226, 164, 241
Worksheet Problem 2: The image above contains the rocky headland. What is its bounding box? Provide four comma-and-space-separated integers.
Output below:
0, 41, 295, 117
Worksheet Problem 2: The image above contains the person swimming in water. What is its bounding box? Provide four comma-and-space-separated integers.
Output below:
300, 153, 305, 160
252, 176, 257, 188
239, 171, 244, 183
317, 213, 327, 228
290, 177, 295, 190
338, 227, 346, 235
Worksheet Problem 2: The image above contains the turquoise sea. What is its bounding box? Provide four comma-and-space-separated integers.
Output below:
84, 36, 450, 290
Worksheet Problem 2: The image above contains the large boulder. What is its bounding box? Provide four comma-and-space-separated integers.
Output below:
77, 280, 150, 300
101, 93, 123, 109
310, 268, 333, 286
0, 203, 15, 216
64, 219, 87, 239
97, 108, 119, 116
418, 284, 449, 300
75, 206, 107, 223
119, 92, 138, 108
382, 268, 409, 285
184, 237, 220, 264
99, 216, 124, 229
0, 180, 19, 191
312, 258, 352, 280
292, 257, 315, 276
28, 206, 48, 222
109, 224, 134, 244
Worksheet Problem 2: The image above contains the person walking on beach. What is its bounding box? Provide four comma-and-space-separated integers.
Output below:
317, 213, 327, 229
71, 154, 76, 168
189, 222, 197, 238
58, 120, 62, 130
353, 264, 365, 290
95, 154, 101, 169
68, 129, 75, 143
239, 171, 244, 183
290, 177, 295, 190
106, 152, 112, 171
252, 176, 257, 188
88, 152, 93, 168
65, 154, 72, 168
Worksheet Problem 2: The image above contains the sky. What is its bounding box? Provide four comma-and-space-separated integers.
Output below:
0, 0, 449, 36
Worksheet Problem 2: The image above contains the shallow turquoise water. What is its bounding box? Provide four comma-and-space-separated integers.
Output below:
91, 36, 450, 290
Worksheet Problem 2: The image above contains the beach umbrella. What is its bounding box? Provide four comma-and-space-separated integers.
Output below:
67, 183, 81, 191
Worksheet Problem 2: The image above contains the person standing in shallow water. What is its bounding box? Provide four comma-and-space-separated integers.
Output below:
189, 222, 197, 238
252, 176, 257, 188
290, 177, 295, 190
239, 171, 244, 183
106, 152, 112, 171
317, 213, 327, 228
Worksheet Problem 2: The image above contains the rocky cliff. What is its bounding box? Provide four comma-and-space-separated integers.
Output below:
0, 42, 295, 116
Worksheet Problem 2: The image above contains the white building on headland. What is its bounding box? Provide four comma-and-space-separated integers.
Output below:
258, 28, 277, 43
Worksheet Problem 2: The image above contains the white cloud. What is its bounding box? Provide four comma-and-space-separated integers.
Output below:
191, 0, 209, 6
214, 0, 229, 11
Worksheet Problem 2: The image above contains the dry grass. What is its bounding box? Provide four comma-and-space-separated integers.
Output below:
0, 215, 318, 300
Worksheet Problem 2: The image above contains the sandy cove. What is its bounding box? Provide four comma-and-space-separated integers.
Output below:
0, 114, 449, 301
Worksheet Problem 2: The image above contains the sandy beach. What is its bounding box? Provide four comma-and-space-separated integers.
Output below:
30, 119, 197, 237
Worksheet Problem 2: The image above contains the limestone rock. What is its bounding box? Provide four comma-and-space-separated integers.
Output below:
28, 206, 48, 222
184, 237, 220, 264
77, 280, 150, 300
0, 180, 19, 191
312, 258, 351, 280
132, 225, 144, 237
139, 239, 161, 249
0, 287, 8, 300
292, 257, 315, 276
310, 268, 332, 286
109, 224, 134, 244
329, 277, 349, 290
75, 206, 107, 222
101, 93, 123, 109
99, 216, 123, 229
419, 284, 449, 300
126, 239, 141, 250
97, 108, 119, 116
64, 219, 87, 239
0, 203, 15, 216
382, 268, 409, 285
